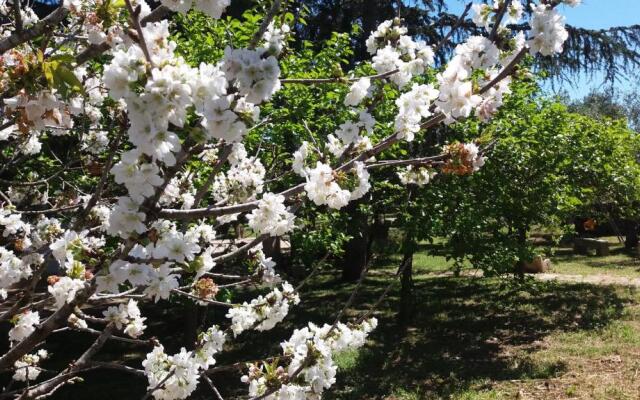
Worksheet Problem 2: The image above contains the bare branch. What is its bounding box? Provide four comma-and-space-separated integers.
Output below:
0, 6, 67, 53
249, 0, 281, 49
124, 0, 153, 65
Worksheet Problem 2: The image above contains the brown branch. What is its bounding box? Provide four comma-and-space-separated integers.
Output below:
192, 144, 233, 207
202, 374, 225, 400
75, 42, 110, 65
0, 284, 94, 371
281, 69, 399, 85
124, 0, 153, 65
326, 257, 372, 336
73, 130, 122, 230
171, 289, 234, 307
434, 2, 473, 54
88, 361, 145, 377
15, 204, 82, 215
140, 5, 171, 26
0, 6, 67, 53
72, 325, 153, 346
365, 154, 447, 169
489, 0, 512, 41
479, 47, 527, 95
249, 0, 281, 50
19, 324, 114, 399
12, 0, 23, 33
0, 263, 47, 323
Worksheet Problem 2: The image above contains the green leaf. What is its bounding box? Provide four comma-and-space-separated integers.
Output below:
42, 59, 84, 95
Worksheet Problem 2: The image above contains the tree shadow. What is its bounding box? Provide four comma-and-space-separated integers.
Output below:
200, 269, 633, 399
318, 276, 631, 399
16, 266, 634, 400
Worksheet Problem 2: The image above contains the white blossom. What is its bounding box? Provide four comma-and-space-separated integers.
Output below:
344, 77, 371, 107
247, 193, 295, 237
48, 277, 85, 309
226, 282, 299, 336
528, 4, 569, 56
9, 311, 40, 344
103, 299, 147, 338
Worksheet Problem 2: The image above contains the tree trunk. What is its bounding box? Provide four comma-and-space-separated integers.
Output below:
624, 221, 639, 251
398, 248, 415, 327
263, 236, 282, 264
515, 225, 528, 281
341, 202, 371, 282
183, 302, 199, 349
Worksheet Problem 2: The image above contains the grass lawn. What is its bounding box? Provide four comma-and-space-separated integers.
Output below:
211, 248, 640, 400
549, 237, 640, 279
49, 241, 640, 400
324, 275, 640, 399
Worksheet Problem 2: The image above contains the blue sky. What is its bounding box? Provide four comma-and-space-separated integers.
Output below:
445, 0, 640, 99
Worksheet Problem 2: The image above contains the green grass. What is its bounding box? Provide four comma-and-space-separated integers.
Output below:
48, 238, 640, 400
550, 238, 640, 279
403, 235, 640, 280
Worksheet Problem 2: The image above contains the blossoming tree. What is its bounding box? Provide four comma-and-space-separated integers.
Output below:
0, 0, 580, 398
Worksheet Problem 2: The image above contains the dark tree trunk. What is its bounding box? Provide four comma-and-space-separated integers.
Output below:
624, 221, 639, 251
341, 202, 371, 282
263, 236, 282, 264
515, 225, 528, 281
398, 246, 415, 327
183, 302, 199, 349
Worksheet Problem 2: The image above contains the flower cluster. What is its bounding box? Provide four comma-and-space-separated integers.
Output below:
143, 326, 225, 400
263, 22, 291, 56
50, 229, 105, 270
394, 83, 439, 141
0, 247, 33, 299
292, 141, 312, 177
472, 1, 524, 30
222, 47, 281, 104
9, 311, 40, 344
366, 19, 435, 87
226, 282, 300, 336
242, 318, 378, 398
0, 209, 29, 238
398, 166, 437, 186
528, 4, 569, 56
326, 111, 376, 157
304, 161, 371, 209
13, 350, 49, 382
477, 71, 512, 122
106, 196, 148, 239
212, 151, 266, 209
160, 0, 230, 19
103, 299, 147, 338
344, 77, 371, 107
48, 276, 86, 309
442, 142, 486, 176
110, 150, 164, 202
304, 163, 351, 209
250, 246, 282, 286
247, 193, 296, 237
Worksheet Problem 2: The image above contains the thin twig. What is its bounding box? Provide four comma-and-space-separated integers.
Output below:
192, 143, 233, 207
249, 0, 281, 49
124, 0, 153, 65
12, 0, 23, 33
202, 374, 225, 400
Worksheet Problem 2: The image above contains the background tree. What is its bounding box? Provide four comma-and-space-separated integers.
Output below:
294, 0, 640, 88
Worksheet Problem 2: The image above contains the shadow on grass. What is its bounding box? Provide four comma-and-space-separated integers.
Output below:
34, 265, 636, 400
197, 266, 634, 399
292, 273, 630, 399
